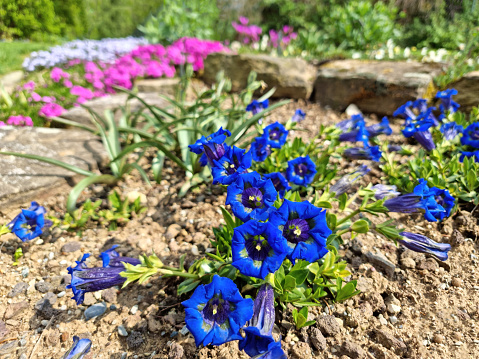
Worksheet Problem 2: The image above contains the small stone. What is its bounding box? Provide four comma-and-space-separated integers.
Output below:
35, 281, 52, 294
41, 320, 49, 326
84, 303, 107, 320
57, 291, 66, 298
374, 329, 407, 354
102, 288, 117, 303
291, 341, 312, 358
432, 334, 444, 344
169, 342, 184, 359
454, 341, 463, 346
121, 353, 127, 359
35, 292, 57, 311
118, 325, 128, 337
340, 340, 366, 359
60, 241, 82, 253
191, 245, 199, 256
179, 325, 189, 335
7, 282, 29, 298
452, 332, 462, 341
19, 338, 27, 347
389, 316, 398, 324
316, 315, 341, 337
4, 301, 29, 320
451, 278, 462, 287
401, 257, 416, 269
82, 293, 96, 306
378, 314, 388, 326
19, 354, 27, 359
365, 251, 396, 277
310, 327, 327, 351
148, 318, 162, 333
387, 303, 401, 314
21, 267, 29, 278
126, 331, 144, 349
0, 321, 9, 340
130, 305, 139, 315
165, 224, 181, 240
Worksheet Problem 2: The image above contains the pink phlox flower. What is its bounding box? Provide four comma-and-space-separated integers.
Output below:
71, 86, 94, 101
63, 79, 73, 88
7, 115, 34, 126
31, 92, 42, 102
39, 103, 66, 118
23, 81, 36, 92
50, 67, 70, 82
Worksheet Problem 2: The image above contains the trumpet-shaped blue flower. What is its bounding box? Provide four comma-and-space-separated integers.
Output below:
441, 122, 463, 140
344, 143, 382, 162
371, 184, 400, 199
212, 146, 252, 185
394, 101, 415, 119
182, 275, 253, 346
286, 156, 317, 186
429, 187, 455, 221
249, 285, 275, 336
226, 172, 277, 222
366, 117, 393, 137
66, 247, 140, 305
251, 339, 287, 359
330, 165, 370, 197
398, 232, 451, 261
412, 99, 428, 113
240, 327, 287, 358
336, 114, 364, 132
339, 121, 370, 142
263, 122, 288, 148
247, 99, 269, 115
189, 127, 231, 166
250, 137, 271, 162
436, 88, 460, 114
232, 221, 288, 279
8, 202, 51, 242
459, 150, 479, 163
461, 122, 479, 149
61, 336, 92, 359
291, 109, 306, 122
269, 200, 331, 264
263, 172, 291, 198
402, 116, 436, 151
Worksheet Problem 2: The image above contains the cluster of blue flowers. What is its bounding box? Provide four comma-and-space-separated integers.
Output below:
23, 37, 148, 71
7, 201, 52, 242
337, 114, 392, 162
182, 276, 286, 358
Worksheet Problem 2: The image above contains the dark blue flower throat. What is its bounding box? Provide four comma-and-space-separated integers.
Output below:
202, 294, 233, 325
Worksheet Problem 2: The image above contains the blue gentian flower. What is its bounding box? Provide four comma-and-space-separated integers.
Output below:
269, 200, 331, 264
336, 114, 364, 132
225, 172, 278, 222
344, 143, 382, 162
371, 184, 400, 199
398, 232, 451, 261
459, 150, 479, 162
8, 201, 51, 242
247, 100, 269, 115
412, 99, 428, 113
461, 122, 479, 149
286, 156, 317, 186
339, 121, 370, 142
248, 284, 275, 336
66, 247, 141, 305
330, 165, 370, 196
232, 220, 288, 279
262, 122, 288, 148
402, 117, 436, 151
441, 122, 463, 140
250, 137, 271, 162
182, 275, 253, 347
263, 172, 291, 198
291, 109, 306, 122
366, 117, 393, 137
211, 146, 252, 185
388, 144, 403, 152
428, 187, 455, 220
436, 88, 460, 114
250, 339, 287, 359
189, 127, 231, 166
61, 336, 92, 359
393, 101, 415, 119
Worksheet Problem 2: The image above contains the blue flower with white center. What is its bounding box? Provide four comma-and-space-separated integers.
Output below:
436, 88, 460, 114
459, 150, 479, 162
232, 221, 288, 279
330, 165, 370, 197
286, 156, 317, 186
225, 172, 278, 222
366, 117, 393, 137
8, 201, 52, 242
402, 116, 436, 151
263, 172, 291, 198
441, 122, 463, 140
291, 109, 306, 122
211, 146, 252, 185
182, 275, 253, 347
189, 127, 231, 166
398, 232, 451, 261
269, 200, 331, 264
371, 184, 400, 199
262, 122, 288, 148
336, 114, 364, 132
246, 99, 269, 115
61, 336, 92, 359
344, 143, 382, 162
339, 121, 370, 142
66, 247, 140, 305
461, 122, 479, 149
250, 137, 271, 162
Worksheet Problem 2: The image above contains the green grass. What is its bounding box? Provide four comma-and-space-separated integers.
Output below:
0, 41, 56, 75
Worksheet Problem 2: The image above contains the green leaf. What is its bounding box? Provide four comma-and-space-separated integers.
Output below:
220, 206, 235, 232
67, 175, 118, 214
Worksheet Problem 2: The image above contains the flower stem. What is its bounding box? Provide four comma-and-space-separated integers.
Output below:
336, 209, 361, 226
335, 228, 351, 236
158, 268, 199, 279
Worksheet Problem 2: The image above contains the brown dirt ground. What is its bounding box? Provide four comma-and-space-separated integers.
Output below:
0, 100, 478, 359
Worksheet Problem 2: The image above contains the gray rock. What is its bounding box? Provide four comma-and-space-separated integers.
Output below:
310, 327, 327, 351
316, 315, 341, 337
0, 71, 23, 93
84, 302, 107, 320
35, 292, 57, 311
35, 281, 52, 294
314, 60, 442, 115
169, 342, 184, 359
365, 251, 396, 277
202, 52, 317, 99
0, 127, 107, 208
0, 340, 18, 355
4, 301, 29, 320
450, 71, 479, 112
136, 78, 180, 96
60, 241, 82, 253
340, 340, 366, 358
118, 325, 128, 337
126, 331, 144, 349
7, 282, 29, 298
374, 328, 408, 354
0, 321, 9, 340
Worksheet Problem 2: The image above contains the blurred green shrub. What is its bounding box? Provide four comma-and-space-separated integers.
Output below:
138, 0, 219, 44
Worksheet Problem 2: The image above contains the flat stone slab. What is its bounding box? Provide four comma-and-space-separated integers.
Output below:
202, 52, 317, 99
450, 71, 479, 112
0, 127, 107, 207
0, 71, 24, 93
314, 60, 442, 115
61, 92, 171, 126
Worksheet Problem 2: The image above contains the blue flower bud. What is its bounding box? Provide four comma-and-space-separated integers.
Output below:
336, 114, 364, 132
330, 165, 370, 197
291, 109, 306, 122
398, 232, 451, 261
371, 184, 400, 199
61, 336, 92, 359
344, 143, 382, 162
440, 122, 463, 140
